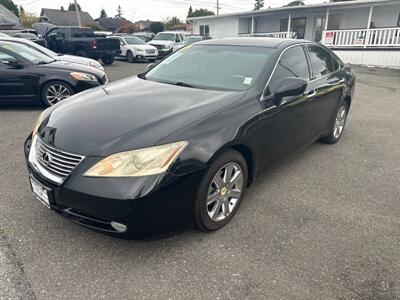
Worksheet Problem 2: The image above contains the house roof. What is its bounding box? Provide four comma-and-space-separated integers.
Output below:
97, 17, 130, 31
136, 20, 156, 27
40, 8, 96, 26
0, 4, 20, 29
189, 0, 400, 21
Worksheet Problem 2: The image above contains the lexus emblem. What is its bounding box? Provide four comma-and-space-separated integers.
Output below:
42, 152, 52, 166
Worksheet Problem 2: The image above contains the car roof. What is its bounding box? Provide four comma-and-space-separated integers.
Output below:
197, 37, 310, 49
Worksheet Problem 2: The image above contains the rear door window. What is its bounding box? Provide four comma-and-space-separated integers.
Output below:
306, 44, 335, 78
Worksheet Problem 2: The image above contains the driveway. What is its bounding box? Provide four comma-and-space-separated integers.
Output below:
0, 61, 399, 299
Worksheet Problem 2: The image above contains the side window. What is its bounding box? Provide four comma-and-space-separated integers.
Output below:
47, 28, 58, 38
306, 45, 334, 78
119, 38, 125, 45
175, 34, 180, 43
0, 51, 15, 65
268, 45, 310, 93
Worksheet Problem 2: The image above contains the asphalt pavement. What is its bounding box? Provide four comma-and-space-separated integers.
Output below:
0, 60, 399, 299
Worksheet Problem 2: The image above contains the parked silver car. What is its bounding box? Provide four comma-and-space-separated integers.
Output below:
0, 36, 104, 71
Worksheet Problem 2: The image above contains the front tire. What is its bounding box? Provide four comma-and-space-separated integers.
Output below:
320, 101, 349, 144
41, 81, 74, 107
127, 51, 135, 63
195, 150, 248, 232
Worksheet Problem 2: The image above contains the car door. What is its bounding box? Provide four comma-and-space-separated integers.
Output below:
46, 28, 65, 53
119, 37, 127, 56
305, 44, 345, 138
0, 49, 37, 102
257, 45, 317, 170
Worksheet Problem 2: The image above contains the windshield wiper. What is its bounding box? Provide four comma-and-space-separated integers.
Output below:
174, 82, 195, 88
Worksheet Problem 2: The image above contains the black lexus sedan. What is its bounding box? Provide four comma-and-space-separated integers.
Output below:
0, 41, 107, 106
25, 38, 355, 236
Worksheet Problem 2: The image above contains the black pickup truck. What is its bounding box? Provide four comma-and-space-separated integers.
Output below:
44, 27, 120, 65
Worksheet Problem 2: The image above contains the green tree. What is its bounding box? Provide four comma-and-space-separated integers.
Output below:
19, 5, 24, 16
0, 0, 19, 17
163, 16, 182, 30
20, 12, 39, 28
285, 0, 305, 6
191, 8, 215, 18
187, 5, 193, 19
68, 2, 81, 11
254, 0, 264, 10
149, 22, 164, 34
100, 8, 107, 18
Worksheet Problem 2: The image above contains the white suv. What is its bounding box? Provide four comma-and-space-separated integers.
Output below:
109, 35, 158, 63
148, 31, 185, 59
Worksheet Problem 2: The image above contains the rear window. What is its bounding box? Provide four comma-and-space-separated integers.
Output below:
71, 28, 95, 38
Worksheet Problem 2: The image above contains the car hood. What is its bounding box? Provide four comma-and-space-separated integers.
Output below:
41, 77, 245, 156
148, 40, 174, 46
41, 60, 105, 77
58, 55, 102, 69
126, 44, 156, 50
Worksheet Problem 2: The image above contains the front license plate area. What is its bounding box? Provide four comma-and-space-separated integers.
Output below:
30, 176, 51, 208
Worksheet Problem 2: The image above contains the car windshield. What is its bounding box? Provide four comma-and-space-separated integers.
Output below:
145, 45, 273, 91
0, 43, 54, 64
124, 37, 146, 45
153, 33, 175, 41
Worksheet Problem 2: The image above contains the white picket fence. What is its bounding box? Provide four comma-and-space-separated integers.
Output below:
321, 27, 400, 47
238, 31, 295, 38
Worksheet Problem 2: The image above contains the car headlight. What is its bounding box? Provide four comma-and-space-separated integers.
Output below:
133, 47, 143, 52
163, 44, 171, 49
84, 141, 188, 177
32, 108, 49, 137
70, 72, 97, 81
87, 61, 104, 71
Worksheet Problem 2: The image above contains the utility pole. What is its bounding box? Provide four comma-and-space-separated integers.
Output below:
216, 0, 220, 15
74, 0, 82, 27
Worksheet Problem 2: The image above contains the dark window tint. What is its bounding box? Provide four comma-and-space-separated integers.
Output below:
71, 28, 95, 38
269, 45, 309, 92
307, 45, 334, 78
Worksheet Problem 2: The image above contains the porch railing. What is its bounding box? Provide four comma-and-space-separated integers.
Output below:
238, 31, 295, 39
321, 27, 400, 47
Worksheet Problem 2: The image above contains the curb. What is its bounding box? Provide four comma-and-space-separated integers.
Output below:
0, 236, 36, 300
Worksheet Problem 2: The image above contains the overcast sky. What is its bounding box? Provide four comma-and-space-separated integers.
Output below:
13, 0, 326, 22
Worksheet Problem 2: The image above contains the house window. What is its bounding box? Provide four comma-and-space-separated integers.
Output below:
280, 17, 306, 39
200, 25, 210, 36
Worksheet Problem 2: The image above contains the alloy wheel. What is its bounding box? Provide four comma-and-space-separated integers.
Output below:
206, 162, 244, 222
46, 84, 71, 105
333, 106, 347, 139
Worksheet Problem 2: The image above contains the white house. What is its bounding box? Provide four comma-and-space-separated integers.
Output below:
189, 0, 400, 68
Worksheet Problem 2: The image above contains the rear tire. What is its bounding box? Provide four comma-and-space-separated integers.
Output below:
320, 101, 349, 144
41, 81, 74, 107
195, 149, 248, 232
101, 55, 115, 65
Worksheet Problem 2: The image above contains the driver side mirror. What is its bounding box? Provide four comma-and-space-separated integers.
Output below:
269, 77, 307, 105
2, 57, 22, 69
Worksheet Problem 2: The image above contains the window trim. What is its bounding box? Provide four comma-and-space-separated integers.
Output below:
262, 42, 342, 101
305, 43, 337, 80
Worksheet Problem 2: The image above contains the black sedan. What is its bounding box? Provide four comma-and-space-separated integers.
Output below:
0, 41, 107, 106
25, 38, 355, 236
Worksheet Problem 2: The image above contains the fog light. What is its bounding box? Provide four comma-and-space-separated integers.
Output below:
111, 221, 127, 233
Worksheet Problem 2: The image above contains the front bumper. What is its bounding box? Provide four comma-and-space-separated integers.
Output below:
24, 136, 205, 236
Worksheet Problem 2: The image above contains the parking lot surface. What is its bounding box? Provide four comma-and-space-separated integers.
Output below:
0, 60, 399, 299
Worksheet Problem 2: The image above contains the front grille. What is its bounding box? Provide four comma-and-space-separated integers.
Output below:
145, 49, 156, 54
35, 138, 84, 179
151, 44, 163, 50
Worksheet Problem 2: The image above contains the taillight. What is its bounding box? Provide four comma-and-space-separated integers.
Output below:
91, 40, 97, 49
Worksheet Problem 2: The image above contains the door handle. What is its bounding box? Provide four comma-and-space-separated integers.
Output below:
327, 79, 345, 86
306, 89, 317, 99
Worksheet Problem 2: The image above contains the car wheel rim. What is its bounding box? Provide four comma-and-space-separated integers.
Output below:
46, 84, 71, 105
333, 106, 346, 139
207, 162, 244, 222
